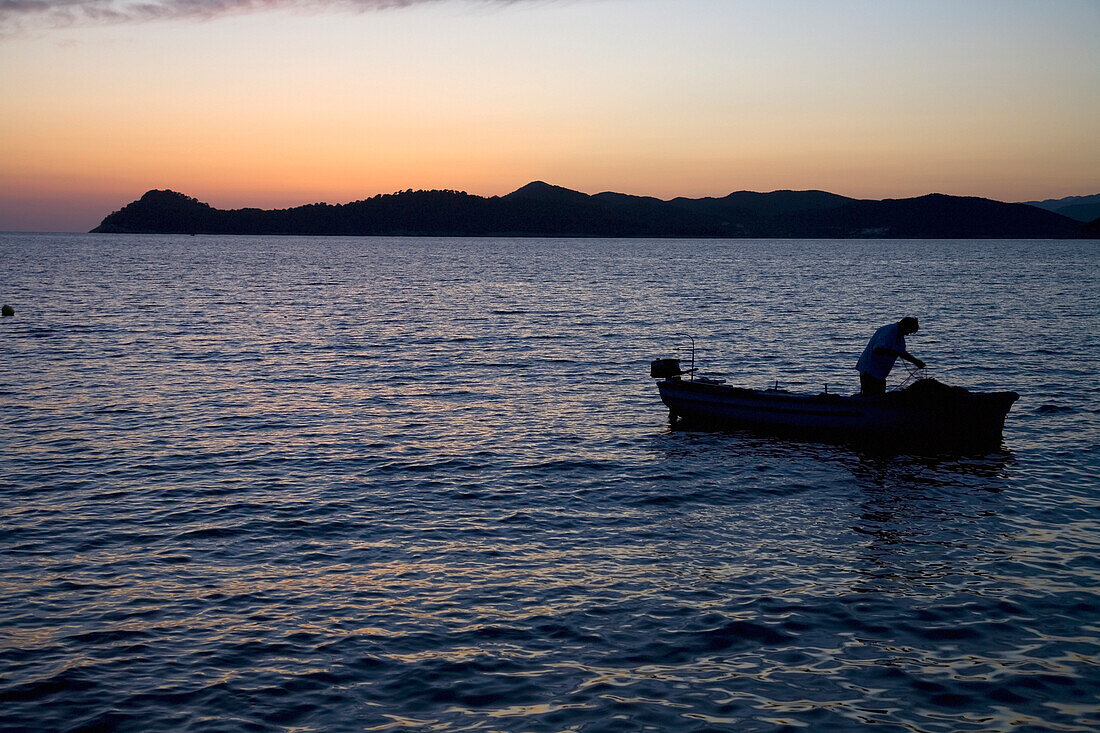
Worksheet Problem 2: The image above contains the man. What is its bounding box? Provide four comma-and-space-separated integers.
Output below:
857, 317, 925, 396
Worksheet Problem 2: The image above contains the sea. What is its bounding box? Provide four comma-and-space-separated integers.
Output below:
1, 234, 1097, 732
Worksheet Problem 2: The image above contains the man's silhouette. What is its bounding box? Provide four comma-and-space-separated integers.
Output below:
857, 317, 925, 396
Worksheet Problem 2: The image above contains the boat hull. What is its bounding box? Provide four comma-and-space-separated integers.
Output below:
657, 378, 1018, 452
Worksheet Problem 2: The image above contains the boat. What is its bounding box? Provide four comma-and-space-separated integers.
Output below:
650, 357, 1019, 452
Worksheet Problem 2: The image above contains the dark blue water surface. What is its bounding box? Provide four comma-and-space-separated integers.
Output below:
1, 235, 1098, 732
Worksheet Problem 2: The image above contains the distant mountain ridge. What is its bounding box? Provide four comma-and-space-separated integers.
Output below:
1023, 193, 1100, 223
91, 183, 1094, 238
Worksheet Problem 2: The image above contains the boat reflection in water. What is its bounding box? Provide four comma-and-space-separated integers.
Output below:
650, 357, 1019, 454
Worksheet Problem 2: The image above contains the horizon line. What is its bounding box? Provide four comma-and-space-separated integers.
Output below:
109, 182, 1099, 210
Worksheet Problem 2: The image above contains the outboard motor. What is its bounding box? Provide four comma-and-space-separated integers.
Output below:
650, 358, 685, 379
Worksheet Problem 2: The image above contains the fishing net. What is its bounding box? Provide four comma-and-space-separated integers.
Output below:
889, 377, 973, 405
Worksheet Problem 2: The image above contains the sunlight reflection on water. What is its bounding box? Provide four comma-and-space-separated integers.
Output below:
1, 235, 1098, 731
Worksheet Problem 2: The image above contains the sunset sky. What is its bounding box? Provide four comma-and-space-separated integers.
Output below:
1, 0, 1098, 232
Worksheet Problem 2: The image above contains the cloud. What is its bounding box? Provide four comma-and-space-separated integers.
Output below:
0, 0, 529, 31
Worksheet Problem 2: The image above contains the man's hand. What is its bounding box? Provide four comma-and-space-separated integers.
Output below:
912, 358, 926, 369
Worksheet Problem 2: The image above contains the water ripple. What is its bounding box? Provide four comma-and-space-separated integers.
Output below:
1, 235, 1098, 732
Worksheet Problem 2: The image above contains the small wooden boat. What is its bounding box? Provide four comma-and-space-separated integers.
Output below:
650, 358, 1018, 452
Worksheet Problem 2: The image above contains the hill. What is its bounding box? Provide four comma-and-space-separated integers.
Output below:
1024, 194, 1100, 222
92, 184, 1091, 238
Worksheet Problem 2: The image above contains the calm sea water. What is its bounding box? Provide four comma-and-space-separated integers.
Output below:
1, 234, 1098, 732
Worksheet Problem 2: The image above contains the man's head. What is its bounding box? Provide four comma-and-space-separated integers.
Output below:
899, 317, 919, 335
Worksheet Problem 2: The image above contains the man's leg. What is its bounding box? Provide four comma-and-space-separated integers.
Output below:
860, 372, 886, 396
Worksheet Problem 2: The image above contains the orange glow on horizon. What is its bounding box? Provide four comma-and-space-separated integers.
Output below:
1, 1, 1098, 230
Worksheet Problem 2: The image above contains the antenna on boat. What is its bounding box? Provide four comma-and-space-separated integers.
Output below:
686, 335, 695, 381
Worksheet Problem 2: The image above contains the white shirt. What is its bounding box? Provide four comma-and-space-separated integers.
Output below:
856, 322, 906, 379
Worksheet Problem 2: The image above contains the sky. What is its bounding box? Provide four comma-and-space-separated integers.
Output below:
1, 0, 1098, 231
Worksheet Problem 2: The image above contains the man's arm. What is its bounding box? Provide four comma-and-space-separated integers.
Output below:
873, 346, 926, 369
901, 351, 926, 369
